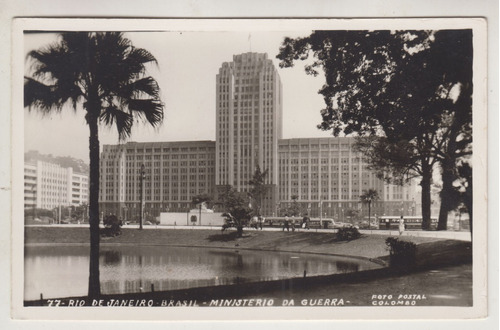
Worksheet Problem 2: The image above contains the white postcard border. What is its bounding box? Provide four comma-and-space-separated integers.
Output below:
11, 17, 489, 321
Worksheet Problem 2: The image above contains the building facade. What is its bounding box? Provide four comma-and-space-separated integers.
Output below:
277, 138, 417, 219
215, 53, 283, 215
99, 141, 216, 220
24, 160, 89, 211
99, 52, 417, 220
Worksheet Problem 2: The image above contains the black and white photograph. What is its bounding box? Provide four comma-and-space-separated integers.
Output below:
10, 17, 488, 322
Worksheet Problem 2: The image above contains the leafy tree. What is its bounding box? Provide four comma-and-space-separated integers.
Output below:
216, 185, 234, 208
359, 189, 379, 224
287, 194, 302, 217
354, 135, 437, 229
277, 30, 472, 230
248, 165, 269, 216
24, 32, 164, 299
218, 186, 252, 237
344, 208, 360, 222
192, 193, 212, 208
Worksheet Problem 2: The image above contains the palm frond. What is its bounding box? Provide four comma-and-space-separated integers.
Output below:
128, 99, 164, 127
25, 31, 164, 137
127, 47, 158, 67
118, 77, 161, 100
28, 34, 89, 84
99, 105, 134, 140
24, 77, 64, 112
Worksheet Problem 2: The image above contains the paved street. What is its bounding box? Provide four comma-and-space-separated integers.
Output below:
244, 263, 472, 306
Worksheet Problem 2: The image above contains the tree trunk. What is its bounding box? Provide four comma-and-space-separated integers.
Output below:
437, 159, 455, 230
437, 113, 462, 230
368, 202, 371, 225
87, 113, 101, 299
420, 163, 432, 230
464, 185, 473, 242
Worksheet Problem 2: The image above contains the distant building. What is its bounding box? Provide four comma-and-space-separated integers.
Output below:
99, 141, 216, 220
99, 52, 417, 220
24, 160, 89, 210
277, 137, 418, 219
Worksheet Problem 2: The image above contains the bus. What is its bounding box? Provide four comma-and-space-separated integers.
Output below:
263, 216, 334, 229
378, 216, 438, 230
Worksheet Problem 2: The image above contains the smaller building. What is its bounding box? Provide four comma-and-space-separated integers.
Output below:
159, 203, 225, 226
24, 160, 89, 211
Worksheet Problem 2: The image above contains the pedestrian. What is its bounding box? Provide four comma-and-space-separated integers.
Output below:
302, 213, 310, 230
283, 215, 290, 231
399, 216, 405, 236
250, 216, 258, 230
259, 216, 264, 230
291, 215, 296, 232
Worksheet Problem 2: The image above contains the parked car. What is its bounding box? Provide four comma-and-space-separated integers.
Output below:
357, 221, 370, 229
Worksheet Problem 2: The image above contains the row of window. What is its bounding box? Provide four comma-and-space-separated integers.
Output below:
119, 154, 214, 162
122, 147, 214, 154
278, 193, 356, 201
280, 156, 366, 162
282, 165, 371, 172
280, 143, 352, 150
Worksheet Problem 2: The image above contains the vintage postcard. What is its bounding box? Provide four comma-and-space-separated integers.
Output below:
11, 18, 488, 321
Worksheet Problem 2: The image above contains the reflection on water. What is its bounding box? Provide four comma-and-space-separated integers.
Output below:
24, 245, 380, 300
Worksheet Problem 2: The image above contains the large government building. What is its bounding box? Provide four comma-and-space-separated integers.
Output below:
99, 52, 417, 221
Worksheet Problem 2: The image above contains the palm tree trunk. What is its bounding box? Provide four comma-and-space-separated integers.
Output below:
368, 202, 371, 226
87, 113, 101, 299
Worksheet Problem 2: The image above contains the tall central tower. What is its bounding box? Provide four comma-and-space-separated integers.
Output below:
215, 52, 282, 214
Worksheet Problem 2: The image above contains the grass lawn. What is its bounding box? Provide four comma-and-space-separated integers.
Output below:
25, 227, 448, 261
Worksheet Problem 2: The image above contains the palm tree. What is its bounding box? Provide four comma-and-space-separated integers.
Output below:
24, 32, 164, 299
360, 189, 379, 227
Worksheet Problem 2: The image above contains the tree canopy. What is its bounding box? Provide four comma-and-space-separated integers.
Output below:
278, 29, 472, 230
286, 194, 302, 217
218, 186, 252, 237
192, 193, 212, 207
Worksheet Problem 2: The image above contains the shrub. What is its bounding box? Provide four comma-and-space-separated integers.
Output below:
385, 237, 417, 267
336, 226, 361, 241
102, 215, 122, 237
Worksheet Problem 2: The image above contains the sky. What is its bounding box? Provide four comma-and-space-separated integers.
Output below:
23, 30, 333, 162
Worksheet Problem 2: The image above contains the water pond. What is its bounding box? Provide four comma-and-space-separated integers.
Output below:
24, 244, 381, 300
